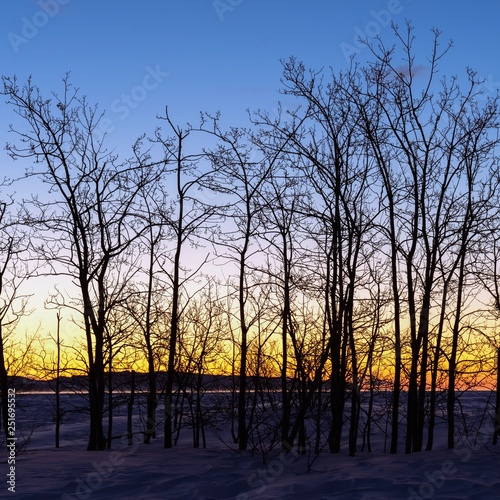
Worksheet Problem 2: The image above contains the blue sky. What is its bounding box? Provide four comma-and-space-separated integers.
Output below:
1, 0, 499, 337
1, 0, 500, 156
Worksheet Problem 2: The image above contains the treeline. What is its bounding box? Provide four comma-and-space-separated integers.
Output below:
1, 25, 500, 455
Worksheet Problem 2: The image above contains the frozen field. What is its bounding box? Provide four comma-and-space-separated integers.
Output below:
2, 392, 500, 499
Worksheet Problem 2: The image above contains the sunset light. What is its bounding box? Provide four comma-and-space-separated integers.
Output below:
2, 1, 500, 498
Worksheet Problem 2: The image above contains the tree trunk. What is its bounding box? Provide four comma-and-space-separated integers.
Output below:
165, 142, 184, 449
281, 240, 291, 450
86, 324, 106, 451
128, 370, 136, 446
494, 347, 500, 445
447, 247, 467, 449
107, 342, 113, 450
237, 219, 251, 451
55, 313, 61, 449
0, 324, 9, 444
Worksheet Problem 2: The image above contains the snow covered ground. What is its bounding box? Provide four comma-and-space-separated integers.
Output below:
3, 392, 500, 499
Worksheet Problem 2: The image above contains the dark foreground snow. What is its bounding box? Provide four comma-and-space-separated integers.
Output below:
3, 392, 500, 499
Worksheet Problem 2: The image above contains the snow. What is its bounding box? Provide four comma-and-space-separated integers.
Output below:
13, 438, 500, 499
4, 393, 500, 499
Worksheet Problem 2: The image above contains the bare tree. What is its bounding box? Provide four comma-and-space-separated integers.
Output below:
3, 75, 154, 450
256, 59, 378, 456
176, 280, 225, 448
255, 165, 304, 451
125, 198, 167, 444
145, 109, 218, 448
0, 197, 31, 444
352, 24, 499, 452
201, 114, 300, 451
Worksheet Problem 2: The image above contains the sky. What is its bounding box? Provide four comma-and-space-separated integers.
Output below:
1, 0, 500, 341
1, 0, 500, 155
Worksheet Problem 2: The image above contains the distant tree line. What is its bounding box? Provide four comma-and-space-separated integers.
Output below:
1, 24, 500, 455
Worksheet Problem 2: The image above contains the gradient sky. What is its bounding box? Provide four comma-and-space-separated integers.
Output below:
1, 1, 500, 340
1, 0, 500, 155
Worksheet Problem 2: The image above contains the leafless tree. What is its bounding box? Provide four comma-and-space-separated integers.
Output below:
144, 109, 219, 448
3, 75, 155, 450
351, 23, 499, 452
0, 197, 31, 444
